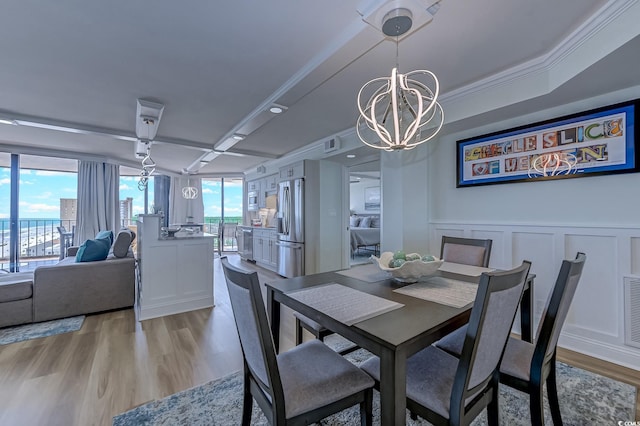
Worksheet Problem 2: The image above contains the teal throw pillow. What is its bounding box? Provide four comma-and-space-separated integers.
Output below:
75, 238, 110, 262
95, 230, 114, 246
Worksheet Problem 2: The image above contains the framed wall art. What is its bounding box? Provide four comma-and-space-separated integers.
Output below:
364, 186, 380, 210
456, 99, 640, 187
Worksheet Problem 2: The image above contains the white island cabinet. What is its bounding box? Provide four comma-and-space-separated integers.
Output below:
136, 214, 214, 321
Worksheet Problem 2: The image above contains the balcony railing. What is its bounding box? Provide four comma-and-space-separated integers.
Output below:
0, 219, 76, 262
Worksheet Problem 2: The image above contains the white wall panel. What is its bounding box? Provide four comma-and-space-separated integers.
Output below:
632, 237, 640, 276
565, 234, 618, 337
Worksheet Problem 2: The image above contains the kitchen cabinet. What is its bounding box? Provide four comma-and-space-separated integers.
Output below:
247, 179, 261, 192
279, 161, 304, 180
264, 174, 278, 192
253, 228, 278, 271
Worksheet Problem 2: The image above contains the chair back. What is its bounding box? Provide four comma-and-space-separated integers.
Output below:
57, 226, 67, 235
533, 252, 586, 367
451, 260, 531, 418
220, 257, 283, 404
440, 236, 492, 267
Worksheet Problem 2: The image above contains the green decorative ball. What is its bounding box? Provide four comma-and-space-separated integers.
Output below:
393, 250, 406, 260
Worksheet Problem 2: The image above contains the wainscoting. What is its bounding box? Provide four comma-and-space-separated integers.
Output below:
431, 221, 640, 370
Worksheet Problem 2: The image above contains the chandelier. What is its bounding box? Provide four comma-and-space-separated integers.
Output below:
528, 152, 578, 178
182, 177, 198, 199
138, 141, 156, 191
356, 8, 444, 151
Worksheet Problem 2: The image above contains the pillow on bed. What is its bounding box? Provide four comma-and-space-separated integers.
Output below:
349, 216, 361, 227
359, 216, 372, 228
370, 217, 380, 228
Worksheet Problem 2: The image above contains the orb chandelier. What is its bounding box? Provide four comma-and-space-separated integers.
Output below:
356, 8, 444, 152
182, 177, 198, 199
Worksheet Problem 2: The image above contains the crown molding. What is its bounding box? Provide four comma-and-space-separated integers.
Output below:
441, 0, 639, 106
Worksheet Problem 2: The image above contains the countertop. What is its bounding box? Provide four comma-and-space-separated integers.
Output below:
158, 232, 216, 241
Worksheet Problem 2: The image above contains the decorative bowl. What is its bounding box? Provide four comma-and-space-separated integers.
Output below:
372, 251, 443, 283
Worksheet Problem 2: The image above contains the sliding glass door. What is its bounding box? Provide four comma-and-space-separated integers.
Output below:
0, 153, 78, 272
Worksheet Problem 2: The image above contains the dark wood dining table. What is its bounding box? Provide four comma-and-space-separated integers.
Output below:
265, 268, 534, 426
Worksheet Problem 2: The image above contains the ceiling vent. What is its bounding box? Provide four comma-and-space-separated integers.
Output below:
324, 136, 341, 153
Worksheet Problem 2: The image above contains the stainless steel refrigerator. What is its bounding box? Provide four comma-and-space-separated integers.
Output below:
277, 178, 304, 278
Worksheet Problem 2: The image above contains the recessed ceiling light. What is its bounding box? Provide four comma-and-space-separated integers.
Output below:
269, 106, 283, 114
232, 134, 246, 140
0, 119, 16, 125
346, 154, 356, 158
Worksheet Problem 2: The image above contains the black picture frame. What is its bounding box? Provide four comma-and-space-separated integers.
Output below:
456, 99, 640, 187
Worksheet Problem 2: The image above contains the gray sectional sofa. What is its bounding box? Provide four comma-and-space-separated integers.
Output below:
0, 229, 136, 328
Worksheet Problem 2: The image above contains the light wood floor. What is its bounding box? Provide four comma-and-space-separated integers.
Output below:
0, 254, 638, 425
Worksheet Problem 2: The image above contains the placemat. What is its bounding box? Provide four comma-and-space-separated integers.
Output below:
393, 276, 477, 308
286, 283, 403, 326
336, 263, 390, 283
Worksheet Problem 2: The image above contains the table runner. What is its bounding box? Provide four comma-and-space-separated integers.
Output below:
286, 283, 403, 326
393, 276, 477, 308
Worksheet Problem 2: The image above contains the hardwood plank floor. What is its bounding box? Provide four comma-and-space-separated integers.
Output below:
0, 254, 637, 425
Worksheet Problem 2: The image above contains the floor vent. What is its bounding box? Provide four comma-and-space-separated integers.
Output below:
624, 276, 640, 349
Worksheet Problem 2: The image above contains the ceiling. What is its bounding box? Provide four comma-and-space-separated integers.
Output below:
1, 0, 638, 177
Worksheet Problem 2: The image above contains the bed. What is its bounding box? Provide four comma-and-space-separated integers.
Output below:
350, 215, 380, 256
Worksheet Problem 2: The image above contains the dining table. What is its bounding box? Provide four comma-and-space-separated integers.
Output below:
265, 264, 534, 426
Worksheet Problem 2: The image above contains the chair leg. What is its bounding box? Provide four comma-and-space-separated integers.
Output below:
547, 364, 563, 426
241, 372, 253, 426
529, 381, 545, 426
360, 388, 373, 426
295, 317, 303, 345
487, 385, 500, 426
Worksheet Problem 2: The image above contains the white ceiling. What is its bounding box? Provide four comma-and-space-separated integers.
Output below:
0, 0, 638, 176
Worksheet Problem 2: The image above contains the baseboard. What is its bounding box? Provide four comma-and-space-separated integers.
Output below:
137, 296, 214, 321
560, 331, 640, 371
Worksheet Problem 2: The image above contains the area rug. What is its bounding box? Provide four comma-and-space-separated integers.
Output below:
113, 347, 636, 425
0, 315, 85, 345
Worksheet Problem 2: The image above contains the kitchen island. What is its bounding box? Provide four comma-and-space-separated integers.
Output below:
136, 214, 215, 321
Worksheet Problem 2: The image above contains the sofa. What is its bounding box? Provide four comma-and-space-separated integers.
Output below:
0, 228, 136, 328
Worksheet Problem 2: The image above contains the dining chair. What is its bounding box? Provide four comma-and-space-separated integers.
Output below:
436, 252, 586, 425
440, 236, 493, 267
220, 257, 374, 426
360, 260, 531, 426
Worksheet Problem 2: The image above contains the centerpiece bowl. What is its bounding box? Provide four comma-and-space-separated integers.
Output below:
372, 251, 443, 283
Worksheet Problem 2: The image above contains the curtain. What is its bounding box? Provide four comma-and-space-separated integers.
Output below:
169, 176, 204, 224
75, 161, 120, 244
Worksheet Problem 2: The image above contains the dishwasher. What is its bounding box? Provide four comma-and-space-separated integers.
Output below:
237, 226, 254, 262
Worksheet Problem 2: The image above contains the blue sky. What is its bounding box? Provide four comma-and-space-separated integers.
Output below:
0, 167, 243, 219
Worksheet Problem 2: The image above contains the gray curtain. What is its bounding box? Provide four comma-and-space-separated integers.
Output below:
75, 161, 120, 244
169, 176, 204, 224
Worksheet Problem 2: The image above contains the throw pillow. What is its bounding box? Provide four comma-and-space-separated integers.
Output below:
359, 216, 372, 228
349, 216, 360, 227
112, 229, 133, 258
76, 238, 111, 262
95, 230, 114, 246
371, 217, 381, 228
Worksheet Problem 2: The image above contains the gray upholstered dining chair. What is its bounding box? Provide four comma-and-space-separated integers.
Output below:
436, 252, 586, 426
360, 260, 531, 426
440, 236, 493, 267
220, 257, 374, 426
